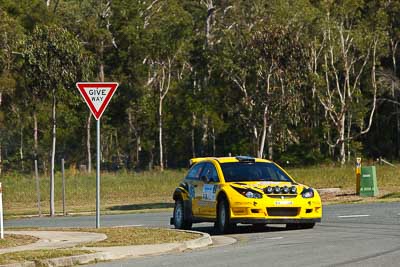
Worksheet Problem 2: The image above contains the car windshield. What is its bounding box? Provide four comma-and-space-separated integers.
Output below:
220, 162, 293, 182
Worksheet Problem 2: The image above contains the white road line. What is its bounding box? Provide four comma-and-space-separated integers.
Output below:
112, 224, 143, 227
338, 214, 370, 218
266, 237, 283, 240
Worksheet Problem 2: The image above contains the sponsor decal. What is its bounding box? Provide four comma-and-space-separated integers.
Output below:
202, 184, 218, 201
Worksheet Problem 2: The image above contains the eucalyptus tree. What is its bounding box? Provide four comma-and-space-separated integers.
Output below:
213, 0, 308, 159
23, 24, 92, 216
313, 1, 388, 164
0, 10, 24, 175
143, 0, 192, 170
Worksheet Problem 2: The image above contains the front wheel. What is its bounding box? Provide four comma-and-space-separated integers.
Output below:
216, 199, 236, 234
173, 199, 192, 230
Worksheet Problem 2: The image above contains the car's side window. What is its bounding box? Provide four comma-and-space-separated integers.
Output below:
186, 163, 205, 180
200, 163, 219, 183
210, 164, 219, 182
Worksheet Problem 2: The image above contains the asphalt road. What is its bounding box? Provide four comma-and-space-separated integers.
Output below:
5, 202, 400, 267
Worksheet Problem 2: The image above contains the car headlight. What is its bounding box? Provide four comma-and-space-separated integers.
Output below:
301, 188, 314, 198
245, 191, 262, 199
231, 186, 262, 198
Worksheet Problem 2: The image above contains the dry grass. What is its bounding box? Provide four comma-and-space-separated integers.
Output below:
6, 227, 201, 247
0, 249, 92, 265
1, 164, 399, 217
287, 164, 400, 191
0, 234, 38, 249
82, 227, 200, 247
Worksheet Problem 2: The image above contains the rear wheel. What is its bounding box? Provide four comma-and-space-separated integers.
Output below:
216, 199, 236, 234
173, 199, 192, 230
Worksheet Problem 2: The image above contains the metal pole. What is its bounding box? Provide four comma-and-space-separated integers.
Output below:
96, 119, 100, 228
0, 183, 4, 239
62, 158, 66, 216
35, 159, 42, 217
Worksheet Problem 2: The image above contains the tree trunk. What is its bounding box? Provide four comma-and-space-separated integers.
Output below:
0, 92, 2, 175
159, 94, 164, 171
201, 117, 208, 155
136, 136, 141, 168
0, 143, 2, 176
258, 105, 268, 158
20, 124, 24, 171
86, 112, 92, 173
212, 126, 216, 157
347, 113, 352, 163
339, 116, 346, 165
267, 124, 273, 160
391, 40, 400, 157
205, 0, 215, 47
253, 125, 258, 157
191, 112, 196, 158
50, 87, 56, 217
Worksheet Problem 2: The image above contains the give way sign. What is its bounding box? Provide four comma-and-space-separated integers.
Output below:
76, 82, 119, 120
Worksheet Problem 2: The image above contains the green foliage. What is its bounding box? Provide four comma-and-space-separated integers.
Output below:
0, 0, 399, 175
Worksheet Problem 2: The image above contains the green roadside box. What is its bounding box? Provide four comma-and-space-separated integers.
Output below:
360, 166, 378, 197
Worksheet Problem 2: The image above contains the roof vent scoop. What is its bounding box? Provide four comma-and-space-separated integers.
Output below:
235, 156, 256, 163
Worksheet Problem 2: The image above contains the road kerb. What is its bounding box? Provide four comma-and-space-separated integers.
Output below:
0, 230, 212, 267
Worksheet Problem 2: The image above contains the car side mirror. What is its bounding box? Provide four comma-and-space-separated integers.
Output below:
201, 175, 209, 183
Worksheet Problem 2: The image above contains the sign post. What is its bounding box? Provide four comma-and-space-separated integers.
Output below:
76, 82, 119, 228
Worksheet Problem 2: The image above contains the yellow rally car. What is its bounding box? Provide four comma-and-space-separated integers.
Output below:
171, 156, 322, 233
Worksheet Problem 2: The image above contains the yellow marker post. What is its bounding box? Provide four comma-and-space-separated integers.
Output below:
356, 157, 362, 195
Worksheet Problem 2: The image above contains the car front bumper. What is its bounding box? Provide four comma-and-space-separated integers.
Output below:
228, 196, 322, 224
230, 218, 321, 224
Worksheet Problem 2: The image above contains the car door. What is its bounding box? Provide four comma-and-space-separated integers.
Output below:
184, 163, 205, 217
198, 163, 220, 217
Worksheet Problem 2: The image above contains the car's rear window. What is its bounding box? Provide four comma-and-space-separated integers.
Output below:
220, 162, 292, 182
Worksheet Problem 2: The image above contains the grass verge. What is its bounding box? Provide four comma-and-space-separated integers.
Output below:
2, 164, 400, 217
0, 249, 93, 265
0, 227, 201, 265
0, 234, 38, 249
82, 227, 201, 247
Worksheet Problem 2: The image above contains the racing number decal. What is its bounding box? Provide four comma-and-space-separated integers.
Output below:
202, 184, 218, 201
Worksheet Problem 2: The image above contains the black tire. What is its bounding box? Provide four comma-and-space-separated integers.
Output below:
216, 198, 236, 234
286, 223, 315, 230
173, 199, 192, 230
298, 223, 315, 229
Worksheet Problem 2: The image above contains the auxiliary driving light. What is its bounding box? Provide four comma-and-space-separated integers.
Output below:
274, 186, 281, 194
290, 186, 297, 194
265, 186, 273, 194
282, 186, 289, 194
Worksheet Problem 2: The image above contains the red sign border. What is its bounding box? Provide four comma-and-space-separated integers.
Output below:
76, 82, 119, 120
